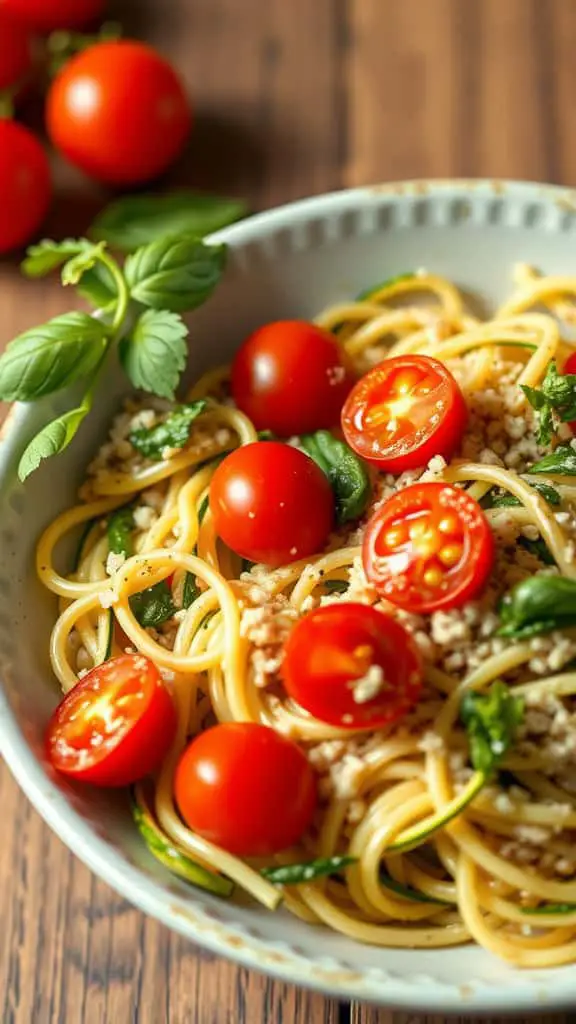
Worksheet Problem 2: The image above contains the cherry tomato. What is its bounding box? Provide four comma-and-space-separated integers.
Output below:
0, 10, 32, 90
46, 653, 177, 787
0, 120, 51, 254
231, 320, 352, 436
563, 351, 576, 433
209, 441, 334, 567
341, 355, 467, 472
46, 41, 192, 185
282, 603, 422, 729
174, 722, 317, 856
0, 0, 105, 32
363, 482, 494, 613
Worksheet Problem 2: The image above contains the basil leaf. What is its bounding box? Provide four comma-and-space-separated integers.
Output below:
0, 312, 107, 401
76, 261, 118, 308
61, 242, 107, 287
182, 572, 201, 608
486, 481, 561, 508
18, 401, 91, 481
460, 681, 523, 777
125, 236, 226, 313
21, 238, 93, 278
357, 271, 415, 301
130, 580, 175, 628
107, 506, 135, 557
521, 903, 576, 915
323, 579, 349, 594
260, 855, 357, 885
119, 309, 188, 401
529, 445, 576, 476
498, 576, 576, 638
91, 192, 248, 252
522, 362, 576, 445
300, 430, 371, 524
129, 400, 207, 461
379, 872, 451, 905
518, 535, 555, 566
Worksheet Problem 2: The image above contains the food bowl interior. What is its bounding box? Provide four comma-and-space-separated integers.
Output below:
2, 180, 576, 1011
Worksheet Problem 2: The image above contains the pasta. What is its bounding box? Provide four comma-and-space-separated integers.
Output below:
39, 263, 576, 966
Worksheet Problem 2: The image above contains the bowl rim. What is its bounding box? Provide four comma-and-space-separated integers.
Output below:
3, 177, 576, 1013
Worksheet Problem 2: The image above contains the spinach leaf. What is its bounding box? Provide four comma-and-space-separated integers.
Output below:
260, 855, 357, 885
498, 575, 576, 638
300, 430, 371, 524
460, 681, 524, 777
130, 580, 176, 628
182, 572, 201, 609
107, 506, 135, 557
129, 400, 207, 460
529, 445, 576, 476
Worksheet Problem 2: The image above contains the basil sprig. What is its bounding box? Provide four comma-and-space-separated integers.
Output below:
498, 576, 576, 639
522, 360, 576, 444
300, 430, 371, 524
90, 191, 248, 252
261, 855, 357, 885
129, 400, 207, 461
1, 231, 226, 481
460, 682, 524, 777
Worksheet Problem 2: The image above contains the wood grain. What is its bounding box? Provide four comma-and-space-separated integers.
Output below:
1, 0, 575, 1020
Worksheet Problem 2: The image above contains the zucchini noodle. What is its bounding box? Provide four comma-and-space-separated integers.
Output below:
39, 266, 576, 966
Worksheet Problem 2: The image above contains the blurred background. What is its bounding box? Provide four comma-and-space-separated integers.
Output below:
1, 1, 575, 1022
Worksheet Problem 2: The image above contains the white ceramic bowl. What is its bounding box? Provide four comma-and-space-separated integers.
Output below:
3, 179, 576, 1013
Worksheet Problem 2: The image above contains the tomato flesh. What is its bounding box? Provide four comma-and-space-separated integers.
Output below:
363, 482, 494, 613
174, 723, 317, 856
341, 355, 467, 472
209, 441, 334, 567
0, 121, 51, 254
282, 603, 423, 729
231, 320, 352, 436
46, 41, 192, 185
46, 654, 177, 787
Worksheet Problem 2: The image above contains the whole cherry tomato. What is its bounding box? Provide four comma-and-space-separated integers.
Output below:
46, 40, 192, 185
0, 120, 51, 254
46, 653, 177, 787
363, 482, 494, 613
563, 351, 576, 433
0, 0, 105, 32
282, 603, 423, 729
341, 355, 467, 472
0, 9, 32, 90
174, 722, 317, 856
209, 441, 334, 567
231, 320, 352, 436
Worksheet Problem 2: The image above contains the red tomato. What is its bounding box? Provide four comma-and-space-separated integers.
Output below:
0, 10, 32, 90
363, 482, 494, 613
563, 351, 576, 433
341, 355, 467, 472
46, 654, 177, 787
0, 120, 51, 254
231, 320, 352, 436
174, 723, 317, 856
0, 0, 105, 32
209, 441, 334, 567
282, 603, 422, 729
46, 41, 192, 185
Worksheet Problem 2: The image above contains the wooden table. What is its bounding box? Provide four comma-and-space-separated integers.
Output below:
1, 0, 576, 1020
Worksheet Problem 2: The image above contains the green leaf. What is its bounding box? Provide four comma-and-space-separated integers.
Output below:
119, 309, 188, 400
379, 872, 452, 905
107, 506, 135, 557
0, 312, 107, 401
517, 535, 555, 566
521, 903, 576, 915
460, 682, 524, 777
129, 580, 176, 628
76, 261, 118, 308
125, 236, 226, 313
18, 401, 91, 481
103, 608, 114, 661
129, 400, 207, 461
21, 238, 92, 278
498, 575, 576, 639
197, 494, 209, 524
522, 361, 576, 445
260, 855, 357, 885
91, 191, 248, 252
61, 241, 107, 286
357, 272, 415, 301
300, 430, 371, 524
529, 445, 576, 476
322, 579, 349, 594
182, 572, 201, 608
486, 481, 561, 508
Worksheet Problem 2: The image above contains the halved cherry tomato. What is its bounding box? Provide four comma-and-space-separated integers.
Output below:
363, 482, 494, 613
0, 0, 105, 31
46, 40, 192, 185
0, 120, 51, 254
341, 355, 467, 472
563, 351, 576, 433
282, 603, 422, 729
209, 441, 334, 567
0, 10, 32, 90
174, 723, 317, 856
231, 320, 352, 436
46, 653, 177, 787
